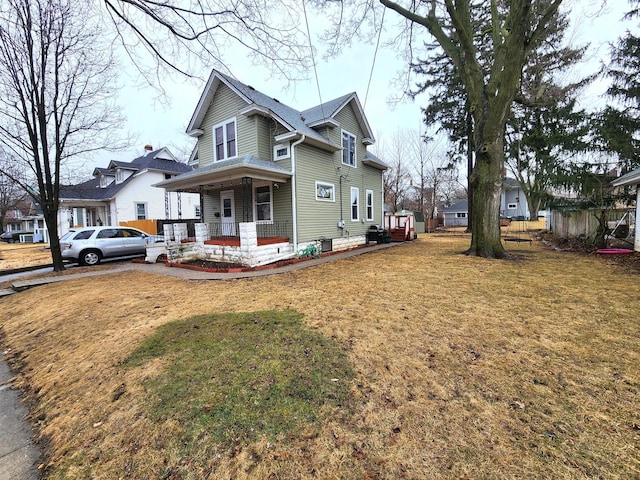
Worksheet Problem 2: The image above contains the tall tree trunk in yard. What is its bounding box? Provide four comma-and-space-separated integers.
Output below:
379, 0, 562, 258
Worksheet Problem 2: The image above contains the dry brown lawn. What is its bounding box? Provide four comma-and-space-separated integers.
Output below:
0, 242, 51, 270
1, 234, 639, 479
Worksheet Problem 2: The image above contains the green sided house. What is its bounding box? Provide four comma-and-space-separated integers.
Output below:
154, 69, 388, 267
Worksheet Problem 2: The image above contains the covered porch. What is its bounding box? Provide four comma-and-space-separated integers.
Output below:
153, 156, 296, 266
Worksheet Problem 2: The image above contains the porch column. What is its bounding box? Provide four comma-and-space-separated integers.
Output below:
242, 177, 252, 222
239, 222, 258, 249
195, 223, 209, 243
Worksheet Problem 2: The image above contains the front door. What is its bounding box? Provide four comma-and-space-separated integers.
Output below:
220, 190, 236, 236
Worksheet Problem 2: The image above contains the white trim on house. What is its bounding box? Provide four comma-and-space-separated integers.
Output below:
253, 182, 273, 224
315, 181, 335, 202
342, 130, 357, 167
366, 189, 374, 221
273, 143, 290, 160
212, 117, 237, 162
351, 186, 360, 221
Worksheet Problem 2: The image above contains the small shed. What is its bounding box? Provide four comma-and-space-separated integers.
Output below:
611, 169, 640, 252
384, 210, 416, 241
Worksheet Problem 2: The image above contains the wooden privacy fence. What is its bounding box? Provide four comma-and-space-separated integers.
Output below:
119, 219, 158, 235
550, 208, 629, 240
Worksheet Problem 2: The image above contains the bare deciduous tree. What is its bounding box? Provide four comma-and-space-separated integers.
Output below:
0, 0, 128, 271
101, 0, 313, 83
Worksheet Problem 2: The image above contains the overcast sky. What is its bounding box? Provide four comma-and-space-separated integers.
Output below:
84, 1, 633, 174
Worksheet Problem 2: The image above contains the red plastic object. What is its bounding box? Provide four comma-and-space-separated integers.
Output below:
596, 248, 634, 255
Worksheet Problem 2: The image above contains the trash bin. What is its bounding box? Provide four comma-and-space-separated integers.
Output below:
367, 225, 384, 244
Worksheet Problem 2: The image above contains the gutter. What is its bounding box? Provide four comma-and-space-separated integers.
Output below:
290, 134, 306, 249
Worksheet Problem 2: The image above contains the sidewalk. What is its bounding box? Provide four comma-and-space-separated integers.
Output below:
0, 241, 399, 477
0, 353, 41, 480
7, 242, 398, 291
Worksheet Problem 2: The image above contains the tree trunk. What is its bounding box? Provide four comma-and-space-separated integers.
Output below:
43, 207, 65, 271
467, 142, 506, 258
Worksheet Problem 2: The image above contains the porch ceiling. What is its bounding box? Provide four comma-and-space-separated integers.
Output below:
154, 155, 292, 192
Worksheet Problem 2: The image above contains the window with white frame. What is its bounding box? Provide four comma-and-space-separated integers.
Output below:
254, 184, 272, 222
507, 203, 517, 210
136, 203, 147, 220
342, 130, 356, 167
116, 169, 126, 183
456, 212, 467, 218
350, 186, 359, 221
366, 189, 374, 221
213, 118, 237, 161
315, 181, 335, 202
273, 143, 290, 160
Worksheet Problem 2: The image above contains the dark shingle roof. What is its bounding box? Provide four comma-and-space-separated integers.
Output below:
60, 147, 191, 201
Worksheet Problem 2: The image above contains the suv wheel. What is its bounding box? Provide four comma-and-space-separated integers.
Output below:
80, 249, 101, 266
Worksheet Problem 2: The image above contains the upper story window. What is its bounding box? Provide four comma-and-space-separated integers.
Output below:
213, 118, 237, 161
273, 143, 290, 160
342, 130, 356, 167
116, 169, 126, 183
136, 203, 147, 220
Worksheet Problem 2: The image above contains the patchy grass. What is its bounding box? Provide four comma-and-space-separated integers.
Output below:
1, 234, 639, 479
125, 310, 353, 450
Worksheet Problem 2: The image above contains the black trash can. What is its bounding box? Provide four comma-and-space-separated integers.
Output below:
367, 225, 384, 244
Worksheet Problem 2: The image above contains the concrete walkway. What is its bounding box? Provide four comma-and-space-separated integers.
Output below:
0, 241, 399, 477
0, 353, 41, 480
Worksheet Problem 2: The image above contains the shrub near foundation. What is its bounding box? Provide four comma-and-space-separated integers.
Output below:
124, 310, 354, 464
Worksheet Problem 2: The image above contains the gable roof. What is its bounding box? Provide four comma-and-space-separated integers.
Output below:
611, 167, 640, 187
186, 69, 374, 150
442, 199, 468, 213
61, 147, 192, 202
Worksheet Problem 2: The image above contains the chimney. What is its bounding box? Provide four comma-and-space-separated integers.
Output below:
144, 144, 153, 152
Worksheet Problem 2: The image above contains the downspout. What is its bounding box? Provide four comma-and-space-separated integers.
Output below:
290, 134, 306, 249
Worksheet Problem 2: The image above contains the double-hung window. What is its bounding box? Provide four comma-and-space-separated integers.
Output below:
351, 187, 359, 221
136, 203, 147, 220
213, 118, 237, 161
366, 189, 374, 221
342, 130, 356, 167
254, 185, 272, 222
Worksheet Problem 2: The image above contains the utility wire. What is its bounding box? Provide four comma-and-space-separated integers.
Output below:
302, 0, 326, 120
365, 7, 386, 108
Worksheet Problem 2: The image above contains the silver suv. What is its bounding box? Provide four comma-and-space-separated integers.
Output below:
60, 226, 156, 266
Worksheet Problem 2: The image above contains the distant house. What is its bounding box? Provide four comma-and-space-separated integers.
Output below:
155, 69, 388, 267
502, 177, 530, 220
57, 146, 198, 238
611, 167, 640, 251
2, 198, 46, 241
442, 199, 469, 227
442, 178, 530, 228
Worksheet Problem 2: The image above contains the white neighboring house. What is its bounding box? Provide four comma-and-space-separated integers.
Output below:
611, 168, 640, 252
57, 146, 199, 238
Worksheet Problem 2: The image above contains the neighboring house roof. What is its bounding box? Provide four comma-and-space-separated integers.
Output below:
154, 155, 292, 191
60, 147, 191, 202
503, 177, 522, 190
611, 168, 640, 187
186, 69, 374, 151
442, 199, 468, 213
